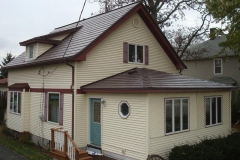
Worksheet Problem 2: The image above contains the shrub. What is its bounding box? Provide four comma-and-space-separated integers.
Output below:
19, 131, 33, 145
168, 133, 240, 160
0, 96, 7, 125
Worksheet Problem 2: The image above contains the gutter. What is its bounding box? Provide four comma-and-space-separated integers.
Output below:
65, 61, 75, 139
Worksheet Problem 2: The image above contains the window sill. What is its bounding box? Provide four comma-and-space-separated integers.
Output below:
9, 111, 21, 116
47, 121, 60, 126
206, 123, 222, 128
128, 62, 144, 65
165, 129, 189, 136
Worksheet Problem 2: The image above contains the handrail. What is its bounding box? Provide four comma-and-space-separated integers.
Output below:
51, 127, 89, 160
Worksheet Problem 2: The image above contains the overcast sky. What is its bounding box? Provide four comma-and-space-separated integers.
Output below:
0, 0, 219, 63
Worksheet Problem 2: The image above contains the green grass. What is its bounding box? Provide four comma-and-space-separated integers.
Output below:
0, 133, 51, 160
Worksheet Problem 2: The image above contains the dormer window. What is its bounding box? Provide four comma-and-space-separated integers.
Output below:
29, 45, 34, 59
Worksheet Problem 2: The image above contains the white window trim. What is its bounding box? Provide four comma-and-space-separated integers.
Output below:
47, 92, 60, 124
213, 58, 223, 75
9, 91, 21, 115
118, 101, 130, 119
165, 98, 190, 135
128, 43, 145, 64
205, 96, 222, 127
27, 45, 34, 60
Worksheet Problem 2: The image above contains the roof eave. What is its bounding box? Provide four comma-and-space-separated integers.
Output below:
81, 87, 237, 93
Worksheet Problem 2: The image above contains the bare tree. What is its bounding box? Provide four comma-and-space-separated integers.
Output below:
91, 0, 211, 59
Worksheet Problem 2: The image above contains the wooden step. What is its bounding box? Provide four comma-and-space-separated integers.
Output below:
50, 150, 68, 160
79, 156, 93, 160
78, 150, 89, 158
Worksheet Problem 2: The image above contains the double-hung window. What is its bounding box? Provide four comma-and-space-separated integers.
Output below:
48, 93, 60, 123
206, 97, 222, 126
165, 98, 189, 134
214, 58, 222, 74
128, 44, 144, 64
29, 45, 34, 59
10, 92, 21, 114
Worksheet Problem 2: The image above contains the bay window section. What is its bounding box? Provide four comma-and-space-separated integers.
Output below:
10, 92, 21, 114
206, 97, 222, 126
165, 98, 189, 134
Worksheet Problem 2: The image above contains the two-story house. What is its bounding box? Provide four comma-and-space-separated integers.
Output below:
183, 30, 240, 100
3, 3, 236, 160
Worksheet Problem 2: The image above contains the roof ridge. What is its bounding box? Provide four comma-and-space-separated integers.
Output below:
54, 2, 140, 30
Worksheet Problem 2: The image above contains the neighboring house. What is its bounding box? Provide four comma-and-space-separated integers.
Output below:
183, 32, 240, 100
3, 3, 236, 160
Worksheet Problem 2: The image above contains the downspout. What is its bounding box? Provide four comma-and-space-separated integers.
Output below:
65, 61, 75, 139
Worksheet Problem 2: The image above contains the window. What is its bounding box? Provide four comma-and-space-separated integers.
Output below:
128, 44, 144, 63
93, 100, 101, 123
29, 45, 34, 59
118, 101, 130, 118
214, 58, 222, 74
206, 97, 222, 126
165, 98, 189, 134
48, 93, 60, 123
10, 92, 21, 114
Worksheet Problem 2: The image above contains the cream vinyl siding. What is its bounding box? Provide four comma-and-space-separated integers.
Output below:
50, 34, 69, 40
0, 86, 7, 91
29, 92, 72, 140
75, 94, 87, 147
76, 13, 177, 87
8, 63, 72, 89
87, 93, 148, 160
23, 91, 30, 131
7, 91, 24, 132
36, 43, 53, 57
149, 91, 231, 158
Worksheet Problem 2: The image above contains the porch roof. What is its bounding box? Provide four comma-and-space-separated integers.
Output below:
81, 68, 237, 93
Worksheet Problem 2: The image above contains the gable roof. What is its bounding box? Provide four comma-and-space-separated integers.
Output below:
4, 2, 186, 70
81, 68, 237, 93
185, 35, 235, 60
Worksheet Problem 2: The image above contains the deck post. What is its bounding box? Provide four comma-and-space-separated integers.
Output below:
51, 128, 55, 150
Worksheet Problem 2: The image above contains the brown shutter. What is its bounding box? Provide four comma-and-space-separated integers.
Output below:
145, 45, 149, 65
44, 93, 48, 122
123, 42, 128, 63
59, 93, 64, 125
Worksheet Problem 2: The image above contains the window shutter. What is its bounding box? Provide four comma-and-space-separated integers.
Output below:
123, 42, 128, 63
59, 93, 64, 125
44, 93, 48, 122
145, 45, 149, 65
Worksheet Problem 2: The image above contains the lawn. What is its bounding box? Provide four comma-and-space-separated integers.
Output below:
0, 133, 51, 160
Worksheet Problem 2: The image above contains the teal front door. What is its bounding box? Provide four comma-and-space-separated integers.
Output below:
90, 99, 101, 146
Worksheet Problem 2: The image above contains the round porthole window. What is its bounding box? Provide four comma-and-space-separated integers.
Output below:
119, 101, 130, 118
132, 17, 140, 28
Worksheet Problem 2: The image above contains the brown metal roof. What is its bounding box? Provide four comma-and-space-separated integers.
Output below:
81, 68, 237, 93
0, 78, 8, 85
8, 83, 30, 89
4, 2, 185, 70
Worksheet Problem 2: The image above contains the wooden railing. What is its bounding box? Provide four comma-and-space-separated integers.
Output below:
51, 128, 92, 160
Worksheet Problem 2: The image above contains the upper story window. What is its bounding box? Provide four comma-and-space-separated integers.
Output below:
29, 45, 34, 59
123, 42, 149, 65
206, 96, 222, 127
165, 98, 189, 135
10, 91, 21, 114
129, 44, 144, 63
214, 58, 222, 74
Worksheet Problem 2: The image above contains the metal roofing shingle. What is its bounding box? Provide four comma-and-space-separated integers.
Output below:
184, 35, 235, 60
5, 3, 139, 68
81, 68, 237, 92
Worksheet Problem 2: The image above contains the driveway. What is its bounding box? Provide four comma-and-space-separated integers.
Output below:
0, 144, 27, 160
